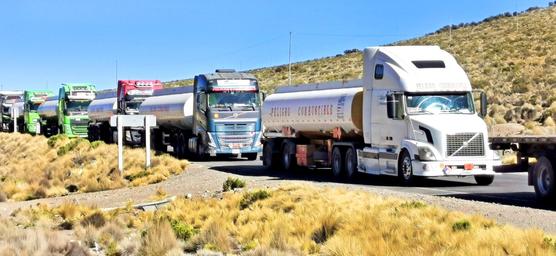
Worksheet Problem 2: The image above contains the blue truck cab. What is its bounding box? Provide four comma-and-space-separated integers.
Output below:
193, 69, 262, 159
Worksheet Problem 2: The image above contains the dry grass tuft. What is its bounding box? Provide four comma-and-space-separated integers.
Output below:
0, 133, 188, 201
138, 219, 179, 256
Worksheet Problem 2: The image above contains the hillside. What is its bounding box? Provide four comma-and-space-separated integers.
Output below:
166, 4, 556, 134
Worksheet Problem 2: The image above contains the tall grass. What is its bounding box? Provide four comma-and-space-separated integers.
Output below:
12, 186, 553, 255
0, 133, 188, 201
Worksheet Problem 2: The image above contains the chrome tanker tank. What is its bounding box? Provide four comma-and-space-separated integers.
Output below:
262, 80, 363, 137
138, 87, 194, 130
88, 91, 117, 122
37, 97, 58, 120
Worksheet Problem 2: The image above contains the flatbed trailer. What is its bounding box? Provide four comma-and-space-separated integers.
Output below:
490, 135, 556, 202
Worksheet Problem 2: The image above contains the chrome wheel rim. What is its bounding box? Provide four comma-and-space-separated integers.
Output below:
346, 150, 354, 177
537, 166, 551, 195
333, 149, 341, 176
283, 147, 291, 169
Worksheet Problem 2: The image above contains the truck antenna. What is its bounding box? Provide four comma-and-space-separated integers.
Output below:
288, 31, 292, 86
116, 59, 119, 83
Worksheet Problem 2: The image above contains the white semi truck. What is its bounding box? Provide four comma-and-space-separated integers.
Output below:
261, 46, 498, 185
0, 91, 24, 132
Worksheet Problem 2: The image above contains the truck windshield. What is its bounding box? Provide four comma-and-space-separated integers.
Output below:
406, 92, 475, 114
66, 101, 90, 115
208, 91, 260, 111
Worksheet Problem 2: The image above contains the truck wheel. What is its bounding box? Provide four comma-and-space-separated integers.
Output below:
332, 147, 344, 178
281, 141, 296, 171
195, 136, 207, 161
344, 147, 358, 179
263, 142, 277, 169
533, 156, 556, 202
474, 175, 494, 186
398, 150, 414, 185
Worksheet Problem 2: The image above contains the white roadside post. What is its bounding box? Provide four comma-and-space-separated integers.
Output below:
11, 107, 18, 133
110, 115, 157, 174
145, 116, 151, 168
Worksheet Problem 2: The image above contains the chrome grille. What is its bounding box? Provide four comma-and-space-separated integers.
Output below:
71, 119, 89, 136
217, 132, 253, 147
446, 133, 485, 157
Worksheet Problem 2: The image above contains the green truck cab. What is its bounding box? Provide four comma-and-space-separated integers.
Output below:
57, 83, 96, 137
23, 90, 53, 134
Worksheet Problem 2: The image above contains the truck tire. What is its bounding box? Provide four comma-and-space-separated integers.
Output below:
263, 142, 278, 169
281, 141, 296, 171
398, 150, 414, 185
332, 147, 344, 178
533, 156, 556, 202
474, 175, 494, 186
344, 147, 358, 179
195, 136, 207, 161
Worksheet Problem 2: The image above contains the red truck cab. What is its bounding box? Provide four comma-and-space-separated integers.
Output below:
117, 80, 163, 115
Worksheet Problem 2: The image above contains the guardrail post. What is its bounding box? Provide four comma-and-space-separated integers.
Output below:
145, 116, 151, 168
11, 108, 18, 133
117, 116, 124, 174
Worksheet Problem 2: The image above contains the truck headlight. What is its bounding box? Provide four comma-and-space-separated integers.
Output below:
418, 146, 437, 161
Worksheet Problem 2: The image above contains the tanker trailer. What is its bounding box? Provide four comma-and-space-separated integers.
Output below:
87, 90, 117, 142
37, 96, 59, 137
140, 69, 263, 160
262, 45, 498, 185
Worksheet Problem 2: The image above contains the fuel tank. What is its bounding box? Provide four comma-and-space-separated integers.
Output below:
88, 92, 117, 122
262, 82, 363, 137
138, 87, 194, 130
37, 97, 58, 119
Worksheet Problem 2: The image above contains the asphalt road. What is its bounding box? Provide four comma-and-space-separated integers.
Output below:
193, 157, 555, 211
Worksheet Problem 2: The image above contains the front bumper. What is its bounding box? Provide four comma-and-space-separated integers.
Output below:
413, 158, 499, 177
207, 146, 262, 157
207, 131, 262, 156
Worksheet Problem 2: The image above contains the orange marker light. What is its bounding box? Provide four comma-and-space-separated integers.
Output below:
464, 163, 474, 170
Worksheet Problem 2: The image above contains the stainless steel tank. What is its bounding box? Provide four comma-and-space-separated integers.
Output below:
139, 87, 194, 130
37, 98, 58, 119
88, 91, 116, 122
262, 86, 363, 134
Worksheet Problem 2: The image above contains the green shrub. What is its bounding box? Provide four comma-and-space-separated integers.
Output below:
240, 190, 271, 209
452, 219, 471, 232
57, 138, 89, 156
400, 201, 427, 209
170, 219, 197, 241
222, 177, 246, 192
47, 134, 68, 148
91, 140, 105, 149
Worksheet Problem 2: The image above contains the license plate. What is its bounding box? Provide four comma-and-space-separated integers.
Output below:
232, 149, 240, 154
464, 163, 474, 170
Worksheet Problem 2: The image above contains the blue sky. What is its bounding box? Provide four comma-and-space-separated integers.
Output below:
0, 0, 550, 90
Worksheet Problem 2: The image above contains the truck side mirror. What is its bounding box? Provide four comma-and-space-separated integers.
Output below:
261, 92, 267, 101
480, 91, 487, 118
